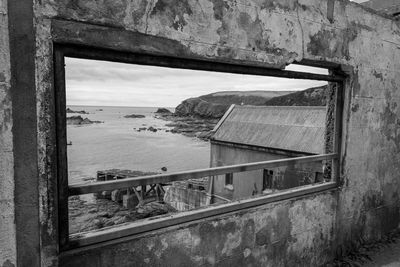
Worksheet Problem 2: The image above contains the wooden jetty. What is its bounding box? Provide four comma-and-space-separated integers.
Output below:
96, 169, 167, 208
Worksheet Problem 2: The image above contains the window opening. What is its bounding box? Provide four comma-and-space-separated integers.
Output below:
262, 169, 274, 191
225, 173, 233, 186
54, 46, 345, 250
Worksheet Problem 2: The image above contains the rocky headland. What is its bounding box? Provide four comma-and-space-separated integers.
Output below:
156, 87, 329, 140
174, 90, 295, 118
155, 108, 172, 114
155, 90, 295, 140
67, 115, 103, 125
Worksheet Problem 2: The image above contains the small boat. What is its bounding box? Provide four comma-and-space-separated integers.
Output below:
67, 141, 72, 146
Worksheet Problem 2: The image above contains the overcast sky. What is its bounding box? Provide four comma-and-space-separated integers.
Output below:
66, 58, 331, 107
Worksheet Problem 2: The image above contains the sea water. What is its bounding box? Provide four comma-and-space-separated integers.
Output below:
67, 106, 210, 184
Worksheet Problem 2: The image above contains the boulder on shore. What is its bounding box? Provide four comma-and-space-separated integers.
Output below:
124, 114, 145, 118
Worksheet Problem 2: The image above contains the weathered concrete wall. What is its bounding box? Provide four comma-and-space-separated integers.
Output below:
164, 186, 209, 211
3, 0, 396, 266
0, 0, 16, 266
60, 191, 337, 267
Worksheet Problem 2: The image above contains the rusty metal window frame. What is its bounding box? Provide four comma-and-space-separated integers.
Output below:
54, 44, 346, 251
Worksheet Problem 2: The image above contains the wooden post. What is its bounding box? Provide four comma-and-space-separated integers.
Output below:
141, 185, 146, 200
206, 176, 214, 205
132, 187, 143, 206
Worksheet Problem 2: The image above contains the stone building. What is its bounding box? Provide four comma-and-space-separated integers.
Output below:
2, 0, 400, 266
209, 105, 327, 201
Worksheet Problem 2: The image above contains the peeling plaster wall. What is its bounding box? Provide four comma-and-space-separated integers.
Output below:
23, 0, 400, 266
0, 0, 16, 266
60, 192, 337, 267
0, 0, 16, 267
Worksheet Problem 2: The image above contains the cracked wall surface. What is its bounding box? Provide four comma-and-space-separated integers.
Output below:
0, 0, 16, 267
0, 0, 16, 266
1, 0, 400, 266
60, 192, 336, 266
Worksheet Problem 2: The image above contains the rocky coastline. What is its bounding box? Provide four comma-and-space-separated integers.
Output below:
69, 196, 176, 234
155, 112, 219, 140
69, 170, 176, 234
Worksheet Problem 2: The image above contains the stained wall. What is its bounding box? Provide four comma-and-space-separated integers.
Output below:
0, 0, 16, 265
2, 0, 400, 266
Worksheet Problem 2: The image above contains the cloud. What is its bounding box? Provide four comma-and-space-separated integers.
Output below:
65, 57, 328, 107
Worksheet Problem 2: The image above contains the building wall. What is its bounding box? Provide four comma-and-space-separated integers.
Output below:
1, 0, 399, 266
0, 0, 16, 266
210, 143, 321, 200
164, 186, 209, 211
211, 142, 284, 200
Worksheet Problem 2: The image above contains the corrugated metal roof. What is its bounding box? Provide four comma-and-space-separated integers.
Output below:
211, 105, 326, 154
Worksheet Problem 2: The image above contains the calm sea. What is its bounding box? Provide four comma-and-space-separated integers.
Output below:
67, 106, 210, 184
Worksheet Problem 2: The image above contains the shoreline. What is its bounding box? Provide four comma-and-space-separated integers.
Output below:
69, 169, 176, 234
69, 195, 177, 234
155, 112, 219, 141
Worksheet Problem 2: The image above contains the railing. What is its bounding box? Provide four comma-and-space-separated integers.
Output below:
69, 153, 337, 196
65, 153, 338, 248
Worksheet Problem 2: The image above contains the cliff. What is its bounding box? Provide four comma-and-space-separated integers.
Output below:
175, 91, 294, 118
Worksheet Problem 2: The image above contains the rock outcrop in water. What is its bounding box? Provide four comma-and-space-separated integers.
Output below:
66, 107, 89, 114
67, 115, 103, 125
124, 114, 146, 118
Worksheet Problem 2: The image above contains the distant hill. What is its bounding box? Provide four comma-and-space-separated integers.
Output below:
174, 86, 329, 119
199, 90, 296, 105
264, 85, 328, 106
175, 91, 294, 118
